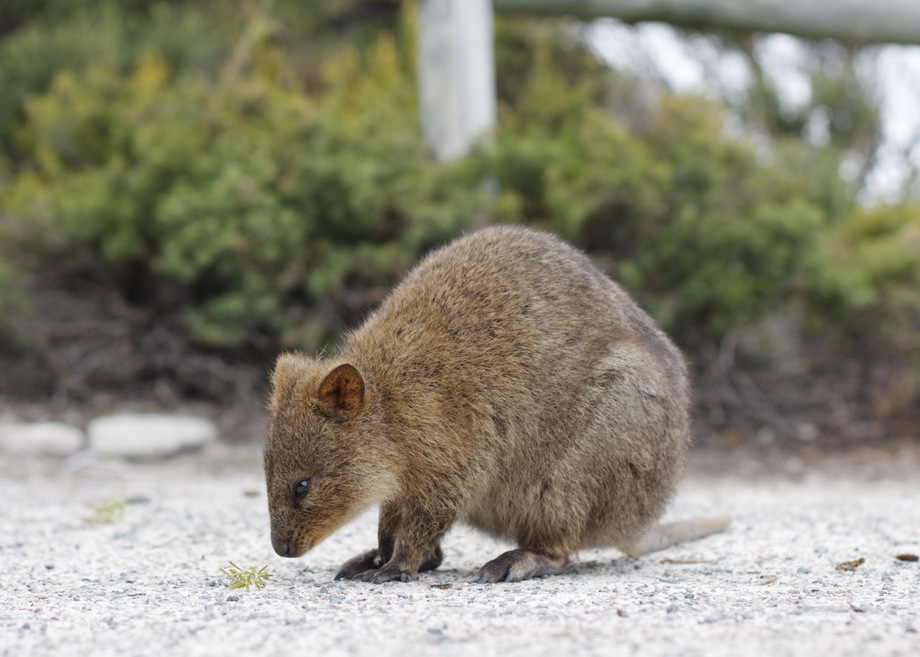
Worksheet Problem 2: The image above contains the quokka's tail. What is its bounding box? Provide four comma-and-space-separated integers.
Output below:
619, 515, 732, 558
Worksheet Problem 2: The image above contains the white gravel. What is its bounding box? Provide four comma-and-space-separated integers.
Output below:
2, 444, 918, 657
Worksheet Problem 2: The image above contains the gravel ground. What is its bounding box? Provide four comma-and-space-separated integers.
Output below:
2, 444, 919, 657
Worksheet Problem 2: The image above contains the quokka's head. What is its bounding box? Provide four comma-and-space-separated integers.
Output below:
264, 354, 390, 558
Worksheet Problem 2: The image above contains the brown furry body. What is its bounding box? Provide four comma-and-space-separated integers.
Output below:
265, 226, 709, 583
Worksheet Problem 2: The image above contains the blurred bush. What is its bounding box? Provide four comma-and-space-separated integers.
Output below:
482, 54, 834, 352
3, 26, 479, 350
0, 1, 917, 442
810, 203, 920, 364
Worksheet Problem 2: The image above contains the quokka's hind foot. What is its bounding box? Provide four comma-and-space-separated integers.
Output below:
476, 548, 567, 583
619, 515, 732, 558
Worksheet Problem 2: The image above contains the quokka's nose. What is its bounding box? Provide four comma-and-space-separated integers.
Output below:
272, 535, 291, 557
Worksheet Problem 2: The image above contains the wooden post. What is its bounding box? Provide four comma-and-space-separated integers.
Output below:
493, 0, 920, 46
418, 0, 496, 161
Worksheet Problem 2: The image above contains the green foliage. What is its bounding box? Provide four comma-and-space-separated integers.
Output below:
811, 204, 920, 326
83, 496, 127, 526
840, 205, 920, 297
626, 98, 833, 343
488, 47, 667, 243
0, 2, 918, 437
3, 28, 480, 349
0, 1, 233, 155
221, 561, 273, 591
484, 62, 833, 348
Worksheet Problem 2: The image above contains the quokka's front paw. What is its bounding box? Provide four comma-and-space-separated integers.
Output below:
348, 567, 416, 584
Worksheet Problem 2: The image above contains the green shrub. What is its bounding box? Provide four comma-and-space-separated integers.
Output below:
0, 1, 233, 155
3, 34, 481, 350
482, 60, 834, 349
1, 2, 917, 391
810, 204, 920, 331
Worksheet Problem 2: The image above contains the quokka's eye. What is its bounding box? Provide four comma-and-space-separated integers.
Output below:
293, 478, 311, 500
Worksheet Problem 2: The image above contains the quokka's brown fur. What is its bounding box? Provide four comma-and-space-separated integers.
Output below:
264, 225, 729, 583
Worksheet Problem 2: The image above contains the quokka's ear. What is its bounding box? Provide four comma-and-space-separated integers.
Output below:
317, 363, 366, 420
268, 353, 305, 413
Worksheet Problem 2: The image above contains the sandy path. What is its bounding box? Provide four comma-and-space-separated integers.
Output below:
2, 446, 918, 657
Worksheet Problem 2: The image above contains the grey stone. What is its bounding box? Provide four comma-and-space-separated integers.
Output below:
0, 421, 85, 456
88, 413, 217, 458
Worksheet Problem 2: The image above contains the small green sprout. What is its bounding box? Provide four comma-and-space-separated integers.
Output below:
83, 497, 127, 525
221, 561, 273, 591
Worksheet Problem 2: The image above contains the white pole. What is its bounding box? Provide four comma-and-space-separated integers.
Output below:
418, 0, 497, 161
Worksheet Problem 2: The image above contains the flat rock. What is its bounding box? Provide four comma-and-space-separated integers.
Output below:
0, 421, 85, 456
88, 413, 218, 458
